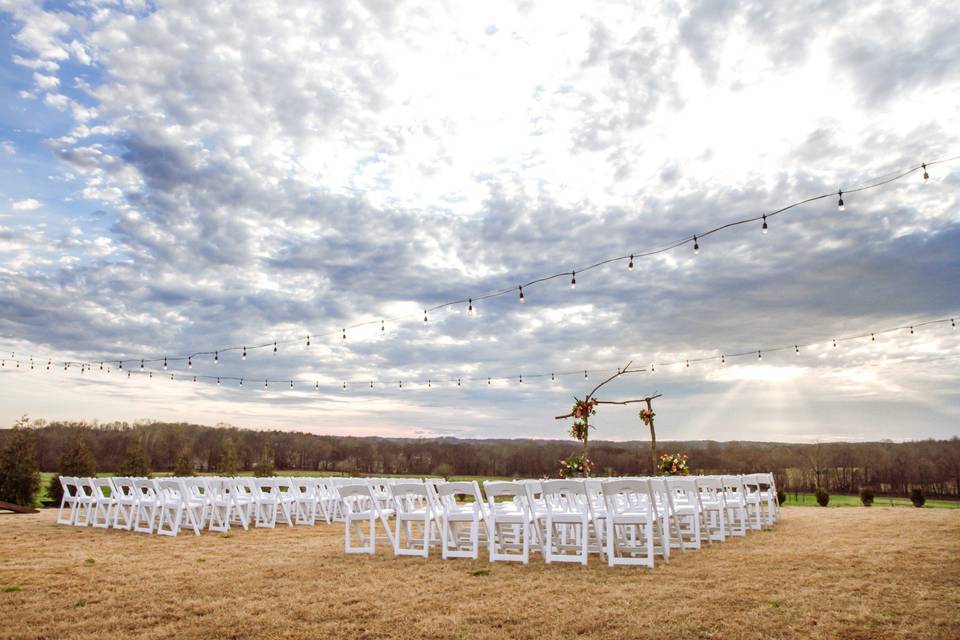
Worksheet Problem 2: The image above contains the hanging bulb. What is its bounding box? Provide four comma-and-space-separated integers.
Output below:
342, 381, 346, 390
193, 376, 196, 383
290, 380, 293, 389
757, 350, 762, 360
519, 286, 525, 303
306, 336, 311, 347
833, 339, 837, 348
953, 318, 956, 328
381, 320, 385, 334
242, 346, 247, 360
519, 374, 523, 384
163, 357, 168, 370
119, 361, 123, 369
273, 341, 277, 354
214, 351, 219, 364
488, 377, 491, 385
685, 360, 690, 368
265, 380, 268, 388
795, 345, 800, 355
217, 377, 221, 385
457, 378, 461, 387
428, 379, 432, 388
871, 333, 875, 342
171, 374, 175, 381
721, 355, 725, 365
188, 357, 193, 369
761, 215, 768, 235
127, 371, 131, 378
99, 362, 103, 371
628, 254, 634, 271
467, 299, 474, 316
240, 378, 243, 386
140, 359, 144, 369
423, 309, 428, 323
584, 370, 588, 379
149, 371, 153, 379
370, 381, 373, 389
315, 381, 319, 390
570, 271, 576, 289
909, 326, 914, 335
651, 363, 655, 373
342, 328, 346, 341
837, 190, 845, 211
47, 360, 51, 370
922, 163, 929, 181
399, 380, 403, 388
693, 235, 700, 255
551, 372, 555, 382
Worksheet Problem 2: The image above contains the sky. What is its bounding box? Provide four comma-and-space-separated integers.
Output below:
0, 0, 958, 443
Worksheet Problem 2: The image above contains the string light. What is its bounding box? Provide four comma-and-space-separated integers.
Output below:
628, 254, 634, 271
242, 346, 247, 360
693, 235, 700, 255
264, 379, 268, 388
757, 350, 762, 360
163, 357, 168, 369
217, 377, 221, 384
467, 299, 474, 316
214, 351, 219, 363
685, 359, 690, 368
140, 359, 144, 369
370, 381, 374, 388
519, 286, 525, 303
99, 362, 103, 371
910, 326, 914, 335
423, 310, 428, 323
584, 370, 588, 379
551, 372, 555, 381
306, 336, 310, 347
795, 345, 799, 355
721, 355, 725, 365
488, 377, 491, 385
428, 379, 432, 388
273, 341, 277, 354
837, 190, 845, 211
871, 333, 875, 341
399, 380, 402, 388
381, 320, 385, 334
188, 357, 192, 369
290, 380, 293, 389
519, 374, 523, 384
761, 215, 768, 235
240, 378, 243, 386
342, 381, 346, 390
457, 378, 461, 387
315, 381, 319, 390
342, 328, 346, 341
833, 339, 837, 348
922, 163, 929, 181
570, 271, 576, 289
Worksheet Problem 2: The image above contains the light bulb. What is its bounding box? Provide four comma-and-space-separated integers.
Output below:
193, 376, 196, 382
240, 378, 243, 386
171, 374, 175, 381
761, 215, 768, 235
148, 371, 152, 378
188, 357, 192, 369
519, 286, 525, 303
315, 381, 319, 390
342, 381, 346, 390
381, 320, 385, 334
837, 190, 844, 211
909, 326, 914, 335
119, 361, 123, 369
519, 374, 523, 384
273, 341, 277, 354
140, 359, 144, 369
265, 380, 268, 388
628, 254, 634, 271
423, 310, 428, 323
214, 351, 218, 364
871, 333, 875, 341
428, 379, 431, 388
217, 377, 221, 384
685, 360, 689, 368
570, 271, 576, 289
457, 378, 461, 387
487, 377, 491, 385
693, 235, 700, 255
290, 380, 293, 389
342, 328, 346, 341
757, 350, 762, 360
242, 346, 247, 360
551, 372, 555, 382
127, 371, 131, 378
922, 163, 929, 181
306, 336, 310, 347
467, 298, 474, 315
399, 380, 403, 388
99, 362, 103, 371
833, 339, 837, 348
795, 345, 800, 355
584, 370, 588, 379
721, 355, 725, 365
651, 363, 655, 373
370, 381, 373, 388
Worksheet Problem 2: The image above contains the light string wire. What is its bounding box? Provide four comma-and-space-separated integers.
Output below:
4, 154, 959, 371
2, 317, 955, 390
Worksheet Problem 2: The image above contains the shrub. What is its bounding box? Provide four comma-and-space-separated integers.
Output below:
117, 439, 151, 477
219, 439, 240, 475
252, 448, 275, 477
910, 488, 925, 508
0, 426, 41, 507
777, 490, 786, 506
173, 448, 195, 477
49, 437, 97, 505
815, 487, 830, 507
859, 486, 874, 507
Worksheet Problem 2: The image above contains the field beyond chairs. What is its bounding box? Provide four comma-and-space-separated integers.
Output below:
54, 473, 781, 569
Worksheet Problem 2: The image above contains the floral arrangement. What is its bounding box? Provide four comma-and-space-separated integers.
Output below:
657, 452, 689, 476
568, 398, 598, 442
558, 452, 595, 478
639, 407, 655, 427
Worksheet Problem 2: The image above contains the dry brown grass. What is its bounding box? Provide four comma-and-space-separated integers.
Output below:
1, 508, 958, 640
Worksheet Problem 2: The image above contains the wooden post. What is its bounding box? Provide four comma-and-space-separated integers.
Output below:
645, 397, 657, 474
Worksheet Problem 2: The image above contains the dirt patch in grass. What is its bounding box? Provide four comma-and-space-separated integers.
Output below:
0, 508, 957, 639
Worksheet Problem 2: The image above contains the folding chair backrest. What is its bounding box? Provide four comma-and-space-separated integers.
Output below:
540, 479, 589, 513
255, 478, 276, 498
112, 477, 136, 499
390, 482, 430, 514
601, 479, 650, 515
338, 483, 375, 514
134, 477, 157, 499
93, 477, 113, 499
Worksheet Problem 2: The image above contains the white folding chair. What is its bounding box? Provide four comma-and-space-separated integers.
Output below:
90, 477, 116, 528
111, 477, 139, 530
389, 482, 433, 557
204, 478, 233, 532
601, 479, 655, 568
293, 478, 318, 525
541, 479, 594, 565
758, 472, 780, 526
132, 478, 160, 534
156, 478, 204, 537
666, 476, 705, 549
435, 481, 484, 560
721, 476, 749, 537
740, 474, 764, 531
695, 476, 727, 542
339, 483, 388, 555
73, 477, 97, 527
483, 481, 534, 564
254, 478, 281, 528
273, 477, 297, 527
56, 476, 80, 526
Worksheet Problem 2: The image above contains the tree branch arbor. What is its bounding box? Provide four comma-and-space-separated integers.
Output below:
554, 361, 662, 477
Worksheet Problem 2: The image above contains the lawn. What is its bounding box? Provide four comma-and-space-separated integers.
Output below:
1, 507, 957, 639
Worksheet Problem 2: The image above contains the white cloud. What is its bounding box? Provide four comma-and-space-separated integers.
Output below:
11, 198, 41, 211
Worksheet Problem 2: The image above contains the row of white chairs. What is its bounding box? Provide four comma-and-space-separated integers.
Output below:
334, 473, 780, 567
56, 476, 347, 536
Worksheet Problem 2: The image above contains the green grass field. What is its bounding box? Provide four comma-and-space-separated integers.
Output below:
35, 471, 958, 509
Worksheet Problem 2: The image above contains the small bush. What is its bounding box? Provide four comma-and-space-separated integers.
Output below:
777, 490, 786, 506
859, 486, 874, 507
910, 488, 925, 508
815, 488, 830, 507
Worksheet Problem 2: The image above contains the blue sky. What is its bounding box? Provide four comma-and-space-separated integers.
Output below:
0, 0, 958, 442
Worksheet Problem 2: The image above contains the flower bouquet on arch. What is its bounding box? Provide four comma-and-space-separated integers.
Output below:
558, 452, 595, 478
657, 452, 690, 476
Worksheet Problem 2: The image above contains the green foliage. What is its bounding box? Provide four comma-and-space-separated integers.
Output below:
252, 448, 275, 477
219, 439, 240, 475
49, 436, 97, 505
859, 486, 874, 507
0, 423, 41, 507
431, 462, 454, 478
910, 488, 925, 508
117, 439, 151, 477
656, 452, 690, 476
777, 490, 787, 506
173, 448, 195, 477
815, 487, 830, 507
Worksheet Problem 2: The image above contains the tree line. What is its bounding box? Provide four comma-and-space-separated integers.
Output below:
1, 417, 958, 507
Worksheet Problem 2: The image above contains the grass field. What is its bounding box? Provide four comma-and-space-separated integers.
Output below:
1, 507, 957, 639
36, 471, 959, 509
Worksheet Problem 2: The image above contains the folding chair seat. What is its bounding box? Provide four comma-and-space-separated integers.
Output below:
695, 477, 727, 542
720, 476, 749, 537
73, 478, 98, 527
601, 479, 655, 567
389, 482, 434, 557
156, 478, 203, 537
483, 481, 534, 563
740, 474, 764, 531
56, 476, 80, 526
132, 478, 161, 534
541, 479, 594, 565
111, 477, 139, 530
272, 477, 297, 527
90, 478, 117, 528
435, 481, 485, 560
